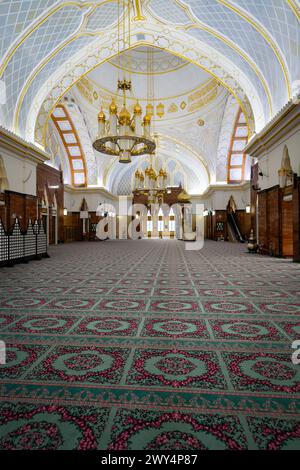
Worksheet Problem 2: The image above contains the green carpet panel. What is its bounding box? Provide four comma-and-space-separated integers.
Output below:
0, 240, 299, 450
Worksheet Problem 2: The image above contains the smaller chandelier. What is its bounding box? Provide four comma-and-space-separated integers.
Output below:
134, 165, 168, 204
93, 80, 156, 164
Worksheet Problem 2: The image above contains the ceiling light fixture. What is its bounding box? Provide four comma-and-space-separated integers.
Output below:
92, 0, 156, 163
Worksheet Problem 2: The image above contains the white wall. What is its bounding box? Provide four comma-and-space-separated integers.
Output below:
257, 127, 300, 191
64, 188, 117, 212
0, 150, 37, 196
64, 186, 250, 216
191, 186, 250, 212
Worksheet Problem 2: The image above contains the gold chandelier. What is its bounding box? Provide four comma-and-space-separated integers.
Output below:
134, 143, 169, 204
92, 1, 156, 163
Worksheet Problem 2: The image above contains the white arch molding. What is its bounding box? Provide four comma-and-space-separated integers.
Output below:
24, 22, 265, 146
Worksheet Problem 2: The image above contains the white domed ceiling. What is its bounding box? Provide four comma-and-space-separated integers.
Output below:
62, 45, 228, 194
0, 0, 298, 144
0, 0, 298, 194
81, 46, 224, 123
88, 46, 213, 102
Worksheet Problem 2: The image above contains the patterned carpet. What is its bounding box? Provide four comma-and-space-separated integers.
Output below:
0, 240, 299, 450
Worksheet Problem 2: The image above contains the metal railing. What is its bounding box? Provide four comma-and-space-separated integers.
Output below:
0, 218, 48, 267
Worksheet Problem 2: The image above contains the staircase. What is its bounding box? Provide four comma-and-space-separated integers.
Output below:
227, 212, 244, 243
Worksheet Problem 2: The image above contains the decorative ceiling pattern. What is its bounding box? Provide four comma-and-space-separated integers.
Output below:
79, 51, 221, 123
156, 87, 229, 179
0, 1, 122, 133
29, 24, 257, 146
18, 35, 95, 135
148, 0, 292, 114
0, 0, 58, 59
186, 27, 271, 120
86, 2, 120, 31
2, 5, 85, 129
230, 0, 300, 83
148, 0, 190, 24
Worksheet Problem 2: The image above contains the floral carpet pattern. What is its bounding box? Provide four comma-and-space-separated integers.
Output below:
0, 240, 299, 450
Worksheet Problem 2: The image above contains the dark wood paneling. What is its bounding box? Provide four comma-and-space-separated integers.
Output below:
0, 193, 5, 223
36, 163, 64, 243
258, 187, 281, 256
282, 199, 293, 257
1, 190, 37, 231
235, 211, 251, 239
258, 183, 298, 258
64, 212, 82, 243
251, 162, 258, 233
258, 191, 268, 253
267, 187, 280, 256
293, 176, 300, 262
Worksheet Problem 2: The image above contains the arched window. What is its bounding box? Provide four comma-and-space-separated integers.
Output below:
227, 108, 249, 184
51, 105, 87, 187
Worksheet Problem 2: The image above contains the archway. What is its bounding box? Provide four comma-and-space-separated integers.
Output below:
24, 25, 262, 146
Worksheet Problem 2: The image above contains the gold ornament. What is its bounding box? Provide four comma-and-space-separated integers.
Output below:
156, 103, 165, 118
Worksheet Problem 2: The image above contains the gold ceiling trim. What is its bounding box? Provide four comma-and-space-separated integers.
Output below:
76, 78, 223, 123
0, 0, 119, 78
188, 79, 219, 102
34, 41, 253, 147
287, 0, 300, 20
76, 78, 222, 122
146, 0, 273, 116
217, 0, 291, 98
84, 73, 215, 103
